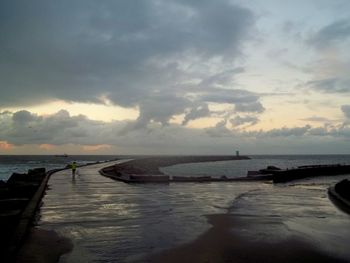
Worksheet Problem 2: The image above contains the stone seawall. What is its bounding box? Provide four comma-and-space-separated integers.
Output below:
0, 168, 55, 262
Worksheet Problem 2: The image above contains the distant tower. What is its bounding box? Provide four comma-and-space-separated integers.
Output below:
236, 150, 239, 157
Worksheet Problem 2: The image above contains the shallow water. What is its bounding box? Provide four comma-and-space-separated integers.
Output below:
229, 175, 350, 260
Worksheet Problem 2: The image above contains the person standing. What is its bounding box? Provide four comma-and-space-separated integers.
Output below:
71, 161, 77, 178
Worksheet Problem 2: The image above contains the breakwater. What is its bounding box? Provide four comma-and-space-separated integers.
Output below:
0, 168, 52, 262
98, 156, 272, 183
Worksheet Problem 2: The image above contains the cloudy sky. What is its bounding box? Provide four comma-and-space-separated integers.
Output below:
1, 0, 350, 154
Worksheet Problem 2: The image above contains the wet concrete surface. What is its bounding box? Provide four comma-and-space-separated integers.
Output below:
36, 161, 350, 262
228, 176, 350, 261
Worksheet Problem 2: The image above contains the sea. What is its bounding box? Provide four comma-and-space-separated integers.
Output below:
1, 154, 350, 181
0, 155, 120, 181
160, 154, 350, 177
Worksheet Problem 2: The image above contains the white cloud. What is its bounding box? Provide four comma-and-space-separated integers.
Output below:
1, 110, 350, 154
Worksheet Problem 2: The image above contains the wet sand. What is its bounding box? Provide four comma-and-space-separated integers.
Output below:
147, 214, 346, 263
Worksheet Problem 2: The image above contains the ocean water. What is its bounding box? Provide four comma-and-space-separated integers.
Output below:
0, 155, 120, 181
2, 155, 350, 182
160, 155, 350, 178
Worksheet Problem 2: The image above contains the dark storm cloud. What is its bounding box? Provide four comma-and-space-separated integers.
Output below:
12, 110, 40, 124
0, 0, 257, 127
230, 115, 259, 127
182, 104, 210, 125
205, 119, 234, 137
300, 116, 325, 122
308, 19, 350, 48
200, 88, 259, 104
300, 116, 335, 123
342, 105, 350, 119
263, 125, 312, 137
234, 101, 264, 113
136, 93, 191, 127
195, 88, 264, 114
197, 68, 245, 88
306, 78, 350, 93
0, 110, 114, 145
304, 18, 350, 96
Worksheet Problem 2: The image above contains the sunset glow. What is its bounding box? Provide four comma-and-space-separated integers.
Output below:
1, 0, 350, 154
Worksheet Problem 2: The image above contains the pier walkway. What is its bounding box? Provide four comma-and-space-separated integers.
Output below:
19, 160, 257, 262
17, 161, 350, 263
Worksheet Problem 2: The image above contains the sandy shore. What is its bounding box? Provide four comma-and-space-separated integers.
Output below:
110, 155, 249, 176
146, 213, 346, 263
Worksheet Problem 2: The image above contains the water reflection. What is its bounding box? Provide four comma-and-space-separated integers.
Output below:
38, 160, 350, 262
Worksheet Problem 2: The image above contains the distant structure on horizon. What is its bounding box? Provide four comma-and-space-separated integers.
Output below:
236, 150, 239, 157
54, 153, 69, 157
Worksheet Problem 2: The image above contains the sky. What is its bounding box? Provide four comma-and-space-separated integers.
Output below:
1, 0, 350, 155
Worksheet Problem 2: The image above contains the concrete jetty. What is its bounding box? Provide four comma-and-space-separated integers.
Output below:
15, 161, 350, 263
99, 156, 271, 183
